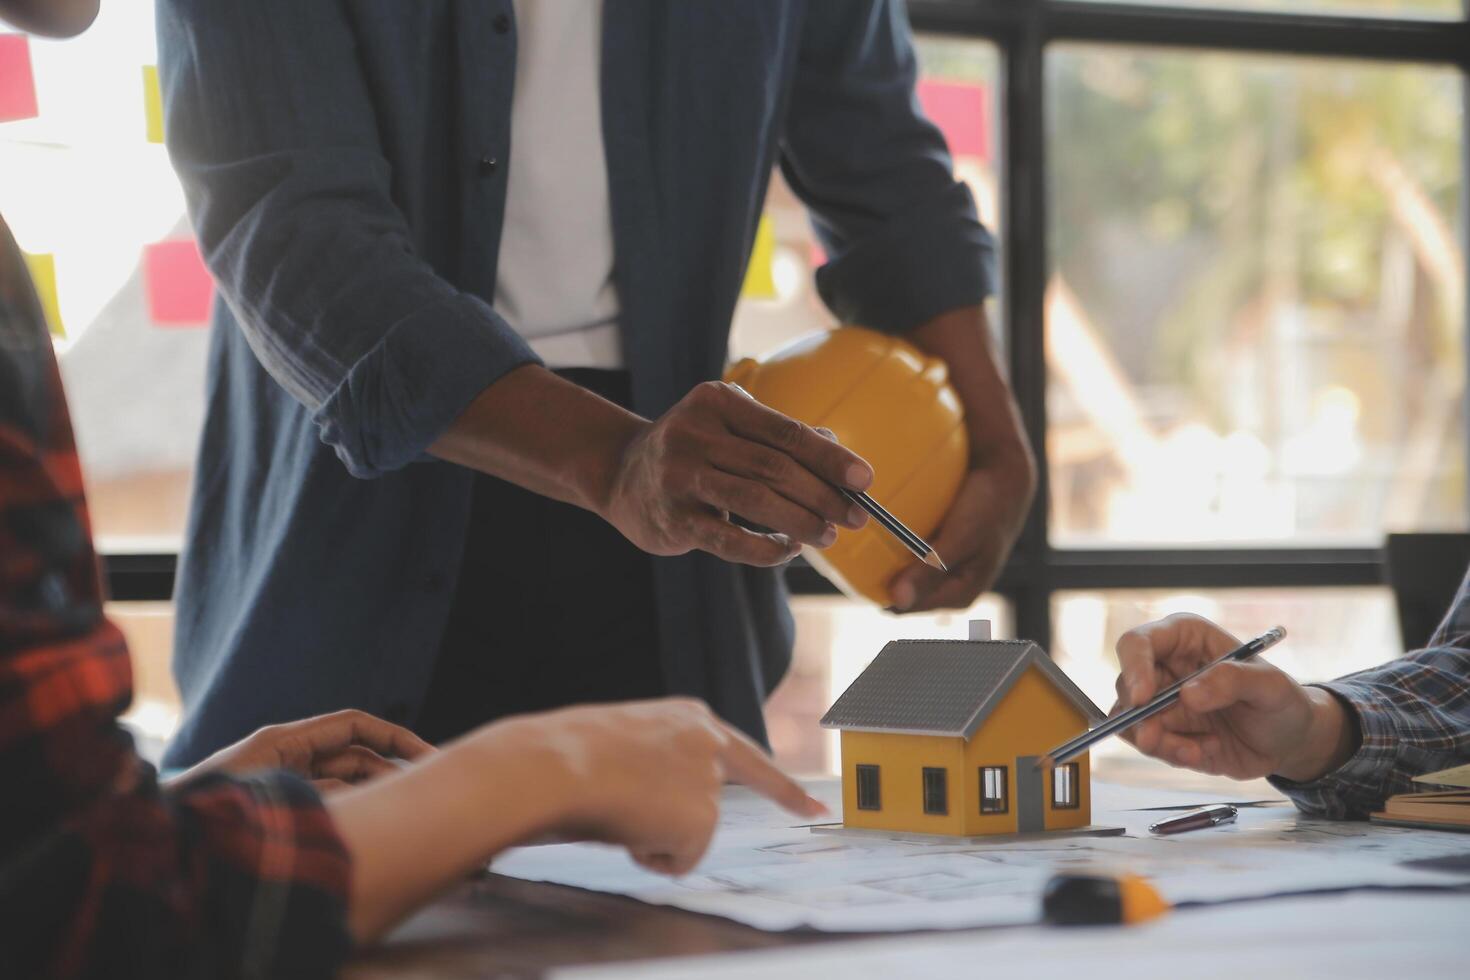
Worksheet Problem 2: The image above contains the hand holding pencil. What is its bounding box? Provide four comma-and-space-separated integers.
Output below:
729, 384, 948, 573
1105, 614, 1359, 783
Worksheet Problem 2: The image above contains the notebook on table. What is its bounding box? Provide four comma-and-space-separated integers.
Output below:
1370, 763, 1470, 833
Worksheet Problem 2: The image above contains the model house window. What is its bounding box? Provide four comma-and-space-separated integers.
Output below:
1052, 763, 1080, 809
980, 766, 1008, 814
855, 764, 881, 810
922, 767, 949, 815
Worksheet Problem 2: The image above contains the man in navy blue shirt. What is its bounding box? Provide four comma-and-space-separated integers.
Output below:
158, 0, 1035, 764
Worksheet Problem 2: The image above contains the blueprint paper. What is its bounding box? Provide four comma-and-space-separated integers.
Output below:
491, 781, 1470, 933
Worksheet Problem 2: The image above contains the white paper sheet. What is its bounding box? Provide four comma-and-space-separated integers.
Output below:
549, 892, 1470, 980
491, 780, 1470, 934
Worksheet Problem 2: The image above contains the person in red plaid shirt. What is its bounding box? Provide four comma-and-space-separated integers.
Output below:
0, 6, 824, 977
1113, 610, 1470, 818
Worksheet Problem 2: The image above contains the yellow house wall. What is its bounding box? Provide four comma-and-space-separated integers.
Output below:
960, 668, 1092, 833
838, 666, 1094, 836
838, 731, 967, 835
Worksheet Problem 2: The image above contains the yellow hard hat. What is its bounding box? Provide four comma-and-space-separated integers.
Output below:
725, 326, 967, 607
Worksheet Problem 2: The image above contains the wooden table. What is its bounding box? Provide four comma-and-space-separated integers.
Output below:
343, 872, 859, 979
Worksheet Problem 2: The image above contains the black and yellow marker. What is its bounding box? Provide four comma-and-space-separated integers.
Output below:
1042, 873, 1171, 926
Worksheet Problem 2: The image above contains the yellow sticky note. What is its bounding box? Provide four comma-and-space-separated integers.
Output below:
741, 213, 777, 300
143, 65, 164, 144
22, 252, 63, 338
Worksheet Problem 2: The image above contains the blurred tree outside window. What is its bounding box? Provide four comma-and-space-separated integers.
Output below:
1047, 48, 1465, 546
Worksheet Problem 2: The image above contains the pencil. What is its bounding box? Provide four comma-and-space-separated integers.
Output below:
725, 382, 947, 572
1033, 626, 1288, 770
839, 487, 947, 571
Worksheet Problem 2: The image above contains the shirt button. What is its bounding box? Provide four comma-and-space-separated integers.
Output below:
478, 155, 499, 176
493, 12, 511, 34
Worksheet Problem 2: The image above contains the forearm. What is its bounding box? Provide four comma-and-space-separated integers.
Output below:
326, 719, 572, 943
428, 364, 647, 517
908, 306, 1035, 484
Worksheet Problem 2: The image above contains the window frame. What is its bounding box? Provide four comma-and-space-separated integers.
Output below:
922, 766, 950, 815
102, 1, 1470, 659
980, 765, 1009, 814
856, 763, 883, 811
1052, 762, 1081, 810
781, 0, 1470, 653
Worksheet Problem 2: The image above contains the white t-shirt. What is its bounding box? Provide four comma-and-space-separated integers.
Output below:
493, 0, 623, 370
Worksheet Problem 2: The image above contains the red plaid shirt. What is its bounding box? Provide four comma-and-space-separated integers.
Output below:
0, 217, 350, 978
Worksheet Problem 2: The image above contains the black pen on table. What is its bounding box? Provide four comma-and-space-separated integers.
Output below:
1149, 804, 1238, 836
1033, 626, 1288, 770
727, 384, 947, 572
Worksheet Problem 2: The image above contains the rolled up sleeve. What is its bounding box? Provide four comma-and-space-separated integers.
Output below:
779, 0, 996, 335
157, 0, 538, 478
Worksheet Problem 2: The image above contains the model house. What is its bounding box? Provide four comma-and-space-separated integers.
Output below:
820, 622, 1106, 838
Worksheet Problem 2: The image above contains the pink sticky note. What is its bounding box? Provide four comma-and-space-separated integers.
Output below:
0, 34, 39, 123
917, 79, 990, 161
143, 239, 215, 326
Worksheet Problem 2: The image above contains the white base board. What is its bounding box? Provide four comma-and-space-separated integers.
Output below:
809, 823, 1126, 845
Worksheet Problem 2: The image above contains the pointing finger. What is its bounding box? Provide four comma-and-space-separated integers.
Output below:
715, 720, 827, 818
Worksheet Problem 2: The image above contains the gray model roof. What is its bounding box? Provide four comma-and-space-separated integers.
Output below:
819, 639, 1106, 739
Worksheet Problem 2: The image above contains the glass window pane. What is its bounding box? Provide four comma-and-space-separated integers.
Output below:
1052, 763, 1079, 809
981, 765, 1008, 813
1047, 47, 1465, 546
1049, 586, 1401, 776
2, 3, 207, 551
729, 37, 1003, 362
856, 764, 882, 810
767, 595, 1013, 775
923, 767, 949, 815
1068, 0, 1461, 18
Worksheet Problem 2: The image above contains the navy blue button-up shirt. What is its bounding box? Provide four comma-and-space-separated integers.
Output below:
157, 0, 996, 766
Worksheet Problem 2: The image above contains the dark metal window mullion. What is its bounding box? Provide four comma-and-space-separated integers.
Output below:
998, 7, 1054, 651
910, 2, 1470, 66
1463, 68, 1470, 522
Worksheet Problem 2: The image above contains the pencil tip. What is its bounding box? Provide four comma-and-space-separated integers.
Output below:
924, 551, 947, 572
1033, 756, 1054, 772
